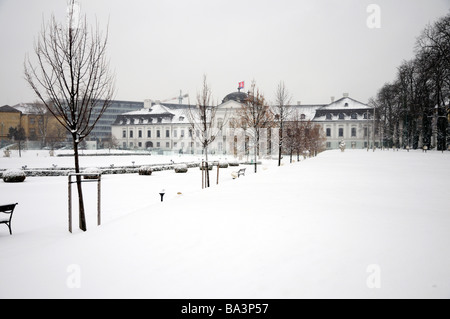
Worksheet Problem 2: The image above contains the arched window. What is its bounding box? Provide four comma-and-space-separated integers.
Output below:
217, 118, 224, 129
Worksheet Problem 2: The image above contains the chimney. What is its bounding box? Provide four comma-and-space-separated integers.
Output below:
343, 93, 349, 98
144, 99, 152, 109
297, 101, 301, 106
331, 96, 335, 103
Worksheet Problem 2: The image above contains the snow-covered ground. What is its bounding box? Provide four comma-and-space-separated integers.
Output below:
0, 150, 449, 298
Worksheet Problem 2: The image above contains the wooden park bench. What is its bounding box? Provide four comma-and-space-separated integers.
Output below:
237, 168, 246, 178
0, 203, 18, 235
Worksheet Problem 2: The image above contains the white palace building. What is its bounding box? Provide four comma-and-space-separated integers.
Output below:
111, 92, 376, 155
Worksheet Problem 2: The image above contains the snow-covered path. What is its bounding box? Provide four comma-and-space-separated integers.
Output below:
0, 150, 449, 298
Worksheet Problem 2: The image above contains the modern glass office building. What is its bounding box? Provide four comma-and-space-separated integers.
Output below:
88, 100, 144, 142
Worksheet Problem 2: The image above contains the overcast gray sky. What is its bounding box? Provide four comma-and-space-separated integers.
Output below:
0, 0, 449, 106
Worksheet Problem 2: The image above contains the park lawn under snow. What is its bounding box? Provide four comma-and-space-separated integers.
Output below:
0, 150, 449, 298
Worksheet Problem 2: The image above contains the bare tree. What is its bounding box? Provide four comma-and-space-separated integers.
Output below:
186, 75, 225, 188
7, 126, 26, 157
237, 82, 275, 173
29, 101, 51, 147
284, 110, 302, 163
274, 81, 292, 166
374, 13, 449, 151
306, 121, 326, 157
24, 0, 115, 231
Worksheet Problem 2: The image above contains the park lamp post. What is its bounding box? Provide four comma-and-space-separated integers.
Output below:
159, 189, 166, 202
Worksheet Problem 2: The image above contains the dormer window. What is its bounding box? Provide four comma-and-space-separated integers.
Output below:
158, 117, 162, 123
300, 114, 306, 120
344, 103, 349, 107
326, 113, 332, 120
339, 113, 345, 120
179, 116, 185, 122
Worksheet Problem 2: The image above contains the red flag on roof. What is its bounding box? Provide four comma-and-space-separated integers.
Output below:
238, 81, 245, 90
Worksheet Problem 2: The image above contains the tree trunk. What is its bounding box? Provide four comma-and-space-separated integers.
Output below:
73, 138, 87, 231
204, 145, 210, 188
254, 131, 259, 173
254, 142, 258, 173
278, 122, 283, 167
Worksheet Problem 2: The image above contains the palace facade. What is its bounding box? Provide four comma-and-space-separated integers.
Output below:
111, 93, 377, 154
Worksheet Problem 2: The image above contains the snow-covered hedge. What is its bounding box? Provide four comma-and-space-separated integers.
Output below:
83, 167, 102, 179
175, 164, 188, 173
218, 161, 229, 169
228, 160, 239, 167
199, 163, 213, 170
3, 169, 26, 183
139, 166, 153, 176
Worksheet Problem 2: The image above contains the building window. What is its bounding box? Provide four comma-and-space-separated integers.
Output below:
351, 113, 357, 120
138, 142, 142, 148
157, 142, 160, 148
326, 113, 332, 120
166, 130, 170, 138
147, 130, 151, 138
174, 142, 178, 148
138, 130, 142, 138
181, 130, 185, 138
326, 142, 331, 149
300, 114, 306, 120
326, 128, 331, 137
344, 103, 349, 107
122, 131, 127, 138
339, 113, 345, 120
130, 142, 134, 148
123, 142, 127, 149
29, 117, 35, 125
364, 128, 368, 137
364, 113, 368, 119
130, 130, 134, 138
166, 142, 170, 148
351, 128, 357, 137
173, 130, 177, 138
339, 128, 344, 137
158, 118, 162, 123
157, 130, 161, 138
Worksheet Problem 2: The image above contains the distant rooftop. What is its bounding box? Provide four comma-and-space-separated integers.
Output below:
0, 105, 21, 113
